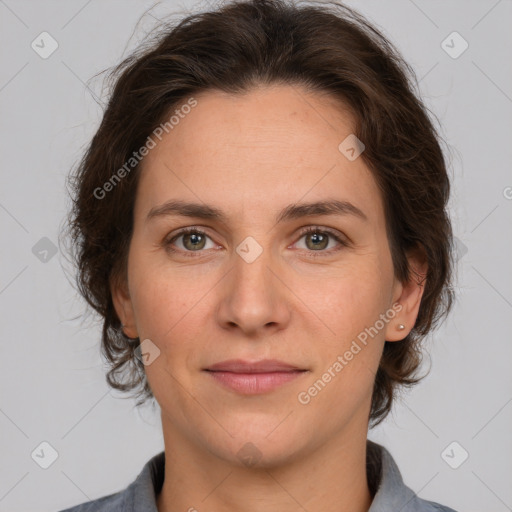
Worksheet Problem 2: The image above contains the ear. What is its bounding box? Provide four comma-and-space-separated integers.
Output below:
110, 272, 138, 339
385, 245, 428, 342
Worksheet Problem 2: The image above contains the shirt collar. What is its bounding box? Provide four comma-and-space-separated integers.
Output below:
367, 439, 423, 511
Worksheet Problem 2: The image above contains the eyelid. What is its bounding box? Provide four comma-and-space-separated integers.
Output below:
294, 225, 349, 244
163, 226, 219, 254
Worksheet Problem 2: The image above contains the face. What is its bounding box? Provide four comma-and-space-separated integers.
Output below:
112, 84, 425, 467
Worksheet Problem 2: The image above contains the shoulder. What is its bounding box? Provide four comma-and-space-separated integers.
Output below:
411, 495, 458, 511
57, 490, 124, 512
57, 451, 165, 512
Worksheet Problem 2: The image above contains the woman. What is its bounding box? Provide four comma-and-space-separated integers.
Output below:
61, 0, 457, 510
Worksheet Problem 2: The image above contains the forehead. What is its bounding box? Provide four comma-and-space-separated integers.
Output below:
135, 84, 384, 225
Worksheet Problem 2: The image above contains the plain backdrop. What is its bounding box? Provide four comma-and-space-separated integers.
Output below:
0, 1, 511, 511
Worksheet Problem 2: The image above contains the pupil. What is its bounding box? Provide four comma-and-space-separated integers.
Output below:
186, 233, 203, 249
309, 232, 327, 250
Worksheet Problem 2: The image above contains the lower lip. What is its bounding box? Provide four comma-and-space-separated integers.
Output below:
204, 370, 307, 394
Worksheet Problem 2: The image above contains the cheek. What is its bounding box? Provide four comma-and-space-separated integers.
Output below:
128, 239, 215, 322
127, 260, 210, 403
294, 260, 392, 340
295, 267, 390, 418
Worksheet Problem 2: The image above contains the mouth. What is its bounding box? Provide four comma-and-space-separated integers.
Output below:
204, 358, 306, 373
203, 359, 309, 394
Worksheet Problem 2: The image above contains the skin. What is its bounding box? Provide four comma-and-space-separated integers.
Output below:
111, 84, 427, 512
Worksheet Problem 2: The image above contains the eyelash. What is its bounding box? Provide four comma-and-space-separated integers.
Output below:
163, 226, 348, 259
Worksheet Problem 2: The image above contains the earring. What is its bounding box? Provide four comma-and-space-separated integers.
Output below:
397, 324, 405, 331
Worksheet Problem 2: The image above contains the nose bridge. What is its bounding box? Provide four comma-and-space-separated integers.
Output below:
217, 234, 289, 334
232, 235, 275, 301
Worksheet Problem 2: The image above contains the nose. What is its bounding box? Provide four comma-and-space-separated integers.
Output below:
215, 243, 291, 338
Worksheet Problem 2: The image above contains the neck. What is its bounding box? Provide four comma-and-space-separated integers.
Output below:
156, 417, 373, 512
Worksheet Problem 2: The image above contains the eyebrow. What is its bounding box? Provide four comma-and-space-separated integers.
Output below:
146, 198, 368, 224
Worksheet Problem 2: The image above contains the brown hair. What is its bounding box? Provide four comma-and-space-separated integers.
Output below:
64, 0, 454, 427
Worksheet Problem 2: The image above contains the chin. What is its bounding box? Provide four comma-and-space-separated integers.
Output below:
202, 417, 311, 469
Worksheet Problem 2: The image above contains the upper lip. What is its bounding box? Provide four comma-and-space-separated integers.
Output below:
205, 359, 305, 373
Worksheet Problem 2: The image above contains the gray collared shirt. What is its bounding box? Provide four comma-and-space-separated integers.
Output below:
58, 440, 457, 512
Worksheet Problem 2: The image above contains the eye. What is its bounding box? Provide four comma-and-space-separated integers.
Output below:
164, 227, 217, 257
163, 226, 348, 258
293, 226, 348, 257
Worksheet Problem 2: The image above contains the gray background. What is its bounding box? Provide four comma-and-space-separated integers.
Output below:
1, 0, 511, 511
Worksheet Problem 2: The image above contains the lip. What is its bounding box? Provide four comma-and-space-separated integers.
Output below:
203, 359, 308, 395
205, 358, 305, 373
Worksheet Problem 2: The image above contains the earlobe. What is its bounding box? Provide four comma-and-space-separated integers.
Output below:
385, 246, 428, 342
110, 273, 138, 339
